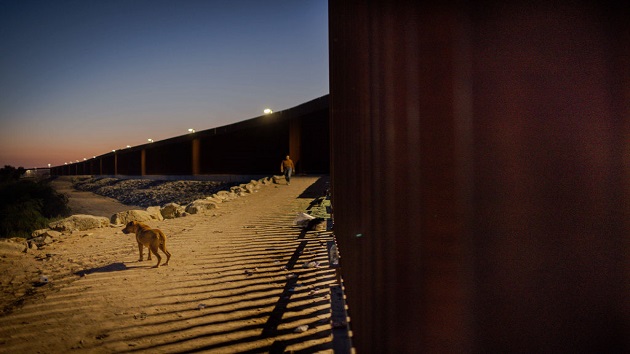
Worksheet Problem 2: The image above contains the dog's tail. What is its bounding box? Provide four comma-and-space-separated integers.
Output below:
158, 230, 167, 245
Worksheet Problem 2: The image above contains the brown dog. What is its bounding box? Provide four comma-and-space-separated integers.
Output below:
122, 221, 171, 268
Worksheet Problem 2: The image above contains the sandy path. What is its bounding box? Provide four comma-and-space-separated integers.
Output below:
50, 177, 141, 217
0, 176, 336, 353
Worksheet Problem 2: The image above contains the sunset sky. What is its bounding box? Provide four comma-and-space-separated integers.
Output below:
0, 0, 329, 168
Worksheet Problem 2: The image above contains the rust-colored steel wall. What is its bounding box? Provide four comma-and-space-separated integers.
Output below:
116, 150, 142, 175
101, 155, 115, 175
199, 119, 289, 175
298, 108, 330, 174
50, 96, 329, 177
145, 141, 193, 175
329, 1, 629, 353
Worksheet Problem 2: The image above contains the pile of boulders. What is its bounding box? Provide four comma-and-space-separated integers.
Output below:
15, 215, 112, 252
72, 177, 233, 207
8, 177, 276, 253
110, 177, 273, 222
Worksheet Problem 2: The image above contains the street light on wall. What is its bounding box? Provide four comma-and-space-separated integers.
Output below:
148, 139, 154, 143
188, 128, 195, 133
263, 108, 273, 114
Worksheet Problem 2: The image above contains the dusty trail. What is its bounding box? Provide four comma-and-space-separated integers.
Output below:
0, 176, 336, 353
49, 177, 141, 217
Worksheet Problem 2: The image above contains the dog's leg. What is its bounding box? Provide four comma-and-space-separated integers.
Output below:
159, 242, 171, 266
150, 245, 162, 268
147, 245, 152, 260
137, 242, 144, 261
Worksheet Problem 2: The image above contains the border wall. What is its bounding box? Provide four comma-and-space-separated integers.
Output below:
329, 1, 629, 353
51, 95, 329, 177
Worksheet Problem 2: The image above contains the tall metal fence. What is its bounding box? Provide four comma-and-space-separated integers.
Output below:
329, 1, 629, 353
51, 96, 329, 177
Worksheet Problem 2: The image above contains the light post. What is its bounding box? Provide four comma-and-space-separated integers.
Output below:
113, 149, 118, 175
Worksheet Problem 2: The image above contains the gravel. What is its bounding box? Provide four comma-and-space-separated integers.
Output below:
72, 177, 237, 208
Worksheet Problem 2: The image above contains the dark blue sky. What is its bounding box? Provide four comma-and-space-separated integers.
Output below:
0, 0, 328, 168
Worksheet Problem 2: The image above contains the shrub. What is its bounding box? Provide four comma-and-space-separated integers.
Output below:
0, 179, 70, 238
0, 165, 25, 183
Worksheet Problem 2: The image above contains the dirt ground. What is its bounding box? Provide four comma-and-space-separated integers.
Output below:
49, 177, 142, 217
0, 176, 338, 353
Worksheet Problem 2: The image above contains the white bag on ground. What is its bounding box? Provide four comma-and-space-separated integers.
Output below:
294, 212, 315, 227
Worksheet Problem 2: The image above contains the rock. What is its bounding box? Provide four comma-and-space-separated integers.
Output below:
31, 228, 49, 237
0, 237, 28, 255
303, 261, 320, 268
30, 236, 45, 247
243, 182, 258, 193
215, 190, 229, 198
245, 180, 261, 191
160, 203, 184, 219
294, 325, 309, 333
272, 175, 283, 184
30, 229, 62, 240
204, 196, 223, 204
145, 206, 164, 221
214, 191, 232, 201
111, 210, 154, 225
47, 230, 62, 238
49, 215, 110, 232
214, 190, 238, 200
185, 200, 218, 215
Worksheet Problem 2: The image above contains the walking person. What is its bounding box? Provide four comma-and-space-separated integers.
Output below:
280, 155, 295, 185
